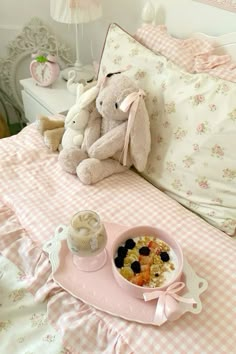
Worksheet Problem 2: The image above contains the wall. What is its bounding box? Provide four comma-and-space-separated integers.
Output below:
156, 0, 236, 37
0, 0, 146, 66
1, 0, 236, 69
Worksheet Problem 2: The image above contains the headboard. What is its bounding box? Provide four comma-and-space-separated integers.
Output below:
142, 1, 236, 60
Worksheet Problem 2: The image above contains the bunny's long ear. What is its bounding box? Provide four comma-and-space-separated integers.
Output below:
129, 98, 151, 172
65, 82, 99, 128
78, 84, 100, 109
76, 83, 85, 102
120, 90, 151, 172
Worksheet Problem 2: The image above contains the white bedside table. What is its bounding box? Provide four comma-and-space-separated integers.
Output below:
20, 77, 76, 123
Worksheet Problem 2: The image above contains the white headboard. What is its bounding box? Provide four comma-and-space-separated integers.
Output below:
142, 1, 236, 60
191, 32, 236, 59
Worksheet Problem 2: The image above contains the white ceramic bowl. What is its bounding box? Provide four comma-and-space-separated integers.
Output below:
111, 226, 183, 299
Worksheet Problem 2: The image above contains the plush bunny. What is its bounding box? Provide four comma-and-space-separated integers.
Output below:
61, 84, 91, 150
36, 81, 97, 152
58, 73, 151, 185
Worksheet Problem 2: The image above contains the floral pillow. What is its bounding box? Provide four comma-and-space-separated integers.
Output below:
99, 24, 236, 236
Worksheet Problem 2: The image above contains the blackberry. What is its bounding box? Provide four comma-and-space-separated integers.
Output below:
139, 246, 150, 256
125, 238, 136, 249
160, 252, 170, 262
117, 246, 128, 258
114, 256, 124, 268
131, 261, 141, 273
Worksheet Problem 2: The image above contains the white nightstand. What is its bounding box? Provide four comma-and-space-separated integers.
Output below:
20, 76, 76, 123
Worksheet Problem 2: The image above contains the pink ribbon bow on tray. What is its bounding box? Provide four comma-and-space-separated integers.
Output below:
143, 282, 197, 326
120, 89, 146, 166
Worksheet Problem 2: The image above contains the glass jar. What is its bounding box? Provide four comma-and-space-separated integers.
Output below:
67, 210, 107, 271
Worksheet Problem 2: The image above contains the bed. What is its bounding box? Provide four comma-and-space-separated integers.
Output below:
0, 2, 236, 353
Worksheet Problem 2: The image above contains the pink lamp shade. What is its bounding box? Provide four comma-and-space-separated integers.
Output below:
50, 0, 102, 24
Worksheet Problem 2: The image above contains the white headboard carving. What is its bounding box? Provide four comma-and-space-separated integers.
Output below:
0, 17, 72, 116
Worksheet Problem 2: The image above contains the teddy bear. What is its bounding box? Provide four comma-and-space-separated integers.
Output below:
58, 72, 151, 185
37, 115, 65, 152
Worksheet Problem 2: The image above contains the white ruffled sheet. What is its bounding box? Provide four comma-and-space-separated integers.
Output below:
0, 251, 65, 353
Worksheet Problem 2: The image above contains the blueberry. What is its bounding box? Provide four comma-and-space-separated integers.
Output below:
139, 246, 150, 256
131, 261, 141, 273
117, 246, 128, 258
160, 252, 170, 262
114, 257, 124, 268
155, 273, 159, 277
125, 238, 136, 249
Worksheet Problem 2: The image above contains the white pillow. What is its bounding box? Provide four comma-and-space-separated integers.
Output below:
99, 24, 236, 236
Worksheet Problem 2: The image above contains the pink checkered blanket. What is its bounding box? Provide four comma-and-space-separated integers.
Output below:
0, 124, 235, 354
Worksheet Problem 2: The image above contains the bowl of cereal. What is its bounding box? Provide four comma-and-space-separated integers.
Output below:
111, 226, 183, 299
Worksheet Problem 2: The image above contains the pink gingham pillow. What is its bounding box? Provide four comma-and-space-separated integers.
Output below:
135, 24, 213, 73
194, 53, 236, 82
135, 24, 236, 83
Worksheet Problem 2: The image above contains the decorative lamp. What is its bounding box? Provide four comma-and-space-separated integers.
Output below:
50, 0, 102, 82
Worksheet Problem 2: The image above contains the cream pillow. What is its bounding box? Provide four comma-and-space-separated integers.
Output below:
99, 24, 236, 236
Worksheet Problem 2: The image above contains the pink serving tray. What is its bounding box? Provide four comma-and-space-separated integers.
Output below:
43, 222, 208, 326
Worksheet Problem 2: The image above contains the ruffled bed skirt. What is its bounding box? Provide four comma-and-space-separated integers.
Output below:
0, 202, 133, 354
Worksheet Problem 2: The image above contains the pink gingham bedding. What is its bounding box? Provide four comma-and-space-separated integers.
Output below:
0, 124, 236, 354
135, 24, 236, 83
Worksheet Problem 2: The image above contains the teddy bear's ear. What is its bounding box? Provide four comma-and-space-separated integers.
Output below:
129, 99, 151, 172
